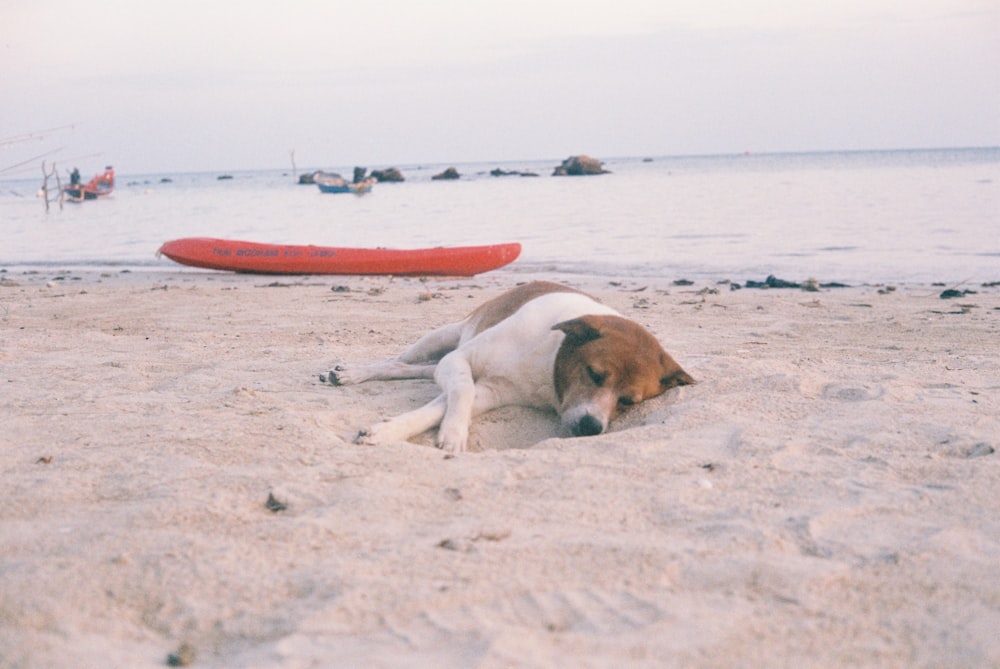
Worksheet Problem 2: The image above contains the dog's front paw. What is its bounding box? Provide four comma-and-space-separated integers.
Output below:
435, 425, 468, 453
354, 420, 396, 445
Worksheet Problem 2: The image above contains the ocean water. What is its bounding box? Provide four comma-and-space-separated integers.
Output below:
2, 148, 997, 284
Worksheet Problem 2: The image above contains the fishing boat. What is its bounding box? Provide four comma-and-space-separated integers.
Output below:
315, 171, 374, 194
64, 166, 115, 202
157, 238, 521, 276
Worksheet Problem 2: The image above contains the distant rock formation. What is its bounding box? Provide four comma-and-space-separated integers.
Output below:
432, 167, 461, 180
552, 155, 610, 176
490, 168, 539, 177
371, 167, 405, 182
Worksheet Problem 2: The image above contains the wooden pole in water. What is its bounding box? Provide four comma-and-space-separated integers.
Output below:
40, 161, 65, 212
40, 162, 49, 213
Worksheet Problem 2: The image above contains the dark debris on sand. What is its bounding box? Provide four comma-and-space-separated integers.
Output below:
744, 275, 850, 290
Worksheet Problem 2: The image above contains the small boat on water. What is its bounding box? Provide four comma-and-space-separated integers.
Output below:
64, 166, 115, 202
158, 238, 521, 276
314, 171, 375, 195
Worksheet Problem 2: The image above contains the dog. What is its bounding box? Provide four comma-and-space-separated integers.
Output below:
326, 281, 694, 452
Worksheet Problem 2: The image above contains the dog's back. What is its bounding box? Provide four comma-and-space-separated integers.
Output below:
462, 281, 591, 338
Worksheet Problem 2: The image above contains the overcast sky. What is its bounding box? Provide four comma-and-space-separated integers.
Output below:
2, 0, 997, 175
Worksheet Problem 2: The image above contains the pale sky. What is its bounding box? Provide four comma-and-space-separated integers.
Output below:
2, 0, 998, 175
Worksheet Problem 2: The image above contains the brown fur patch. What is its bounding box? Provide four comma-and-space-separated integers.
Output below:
467, 281, 589, 336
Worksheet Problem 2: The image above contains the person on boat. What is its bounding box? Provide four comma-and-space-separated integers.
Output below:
69, 167, 81, 185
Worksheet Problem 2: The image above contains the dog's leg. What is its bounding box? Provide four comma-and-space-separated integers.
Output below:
438, 382, 509, 452
330, 321, 465, 385
356, 394, 447, 445
396, 321, 467, 363
433, 351, 475, 451
329, 361, 437, 385
433, 352, 509, 452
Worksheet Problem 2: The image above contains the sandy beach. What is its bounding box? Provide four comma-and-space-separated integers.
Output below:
1, 268, 998, 668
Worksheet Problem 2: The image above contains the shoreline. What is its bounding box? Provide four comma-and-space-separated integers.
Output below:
2, 264, 996, 291
2, 270, 998, 667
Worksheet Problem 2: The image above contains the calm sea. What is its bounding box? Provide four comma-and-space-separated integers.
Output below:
2, 148, 997, 285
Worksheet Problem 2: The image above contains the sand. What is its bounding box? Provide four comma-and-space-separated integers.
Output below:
1, 269, 998, 668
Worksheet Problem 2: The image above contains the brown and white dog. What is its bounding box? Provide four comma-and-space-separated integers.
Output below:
327, 281, 693, 451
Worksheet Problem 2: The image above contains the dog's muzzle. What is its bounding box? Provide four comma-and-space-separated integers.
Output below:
572, 414, 605, 437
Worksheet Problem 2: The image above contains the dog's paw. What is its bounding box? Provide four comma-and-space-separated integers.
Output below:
325, 364, 357, 386
354, 427, 378, 445
354, 420, 395, 445
435, 425, 468, 453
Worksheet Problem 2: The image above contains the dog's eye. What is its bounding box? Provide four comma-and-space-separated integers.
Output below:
618, 396, 635, 408
586, 366, 606, 386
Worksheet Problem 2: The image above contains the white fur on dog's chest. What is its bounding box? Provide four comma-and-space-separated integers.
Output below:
454, 292, 619, 408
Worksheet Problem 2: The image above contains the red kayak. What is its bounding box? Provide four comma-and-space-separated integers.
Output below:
157, 237, 521, 276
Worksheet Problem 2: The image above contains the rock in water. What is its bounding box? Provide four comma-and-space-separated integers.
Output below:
552, 155, 610, 176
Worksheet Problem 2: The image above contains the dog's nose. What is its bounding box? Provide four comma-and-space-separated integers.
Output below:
573, 414, 604, 437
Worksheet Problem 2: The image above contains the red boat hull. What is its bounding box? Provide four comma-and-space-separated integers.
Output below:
157, 238, 521, 276
64, 168, 115, 202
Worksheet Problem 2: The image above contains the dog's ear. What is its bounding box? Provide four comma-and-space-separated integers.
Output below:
661, 365, 695, 389
552, 316, 603, 346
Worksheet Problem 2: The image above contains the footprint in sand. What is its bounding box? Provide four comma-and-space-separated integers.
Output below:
821, 383, 885, 402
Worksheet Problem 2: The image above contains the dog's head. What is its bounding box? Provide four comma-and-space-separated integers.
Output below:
552, 314, 694, 437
